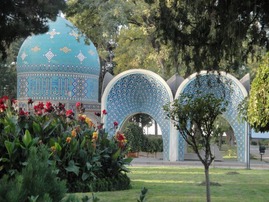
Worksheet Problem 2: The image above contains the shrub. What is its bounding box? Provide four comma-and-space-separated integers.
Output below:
0, 98, 132, 193
0, 146, 67, 202
142, 135, 163, 154
124, 123, 145, 152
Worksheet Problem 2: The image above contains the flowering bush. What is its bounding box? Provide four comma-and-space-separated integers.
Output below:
0, 97, 132, 192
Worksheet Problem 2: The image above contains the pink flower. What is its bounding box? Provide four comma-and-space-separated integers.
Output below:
76, 102, 81, 108
102, 109, 107, 115
113, 121, 118, 127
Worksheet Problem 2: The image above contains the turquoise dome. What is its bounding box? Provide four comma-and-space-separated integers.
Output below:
17, 16, 100, 102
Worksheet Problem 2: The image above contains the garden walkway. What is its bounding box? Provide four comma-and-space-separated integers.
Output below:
130, 146, 269, 170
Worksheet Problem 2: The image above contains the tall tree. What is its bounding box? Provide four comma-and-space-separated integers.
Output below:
66, 0, 178, 79
0, 0, 66, 59
164, 92, 228, 202
247, 53, 269, 132
154, 0, 269, 75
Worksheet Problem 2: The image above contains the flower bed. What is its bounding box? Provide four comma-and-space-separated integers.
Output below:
0, 97, 132, 193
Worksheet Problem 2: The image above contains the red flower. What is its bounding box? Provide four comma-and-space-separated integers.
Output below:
66, 109, 74, 118
102, 109, 107, 115
97, 123, 103, 130
0, 104, 7, 112
36, 109, 43, 116
19, 109, 29, 116
44, 101, 54, 113
94, 112, 101, 117
11, 99, 17, 105
28, 98, 33, 105
58, 102, 65, 110
116, 133, 125, 141
113, 121, 118, 127
45, 101, 52, 108
37, 102, 44, 109
78, 114, 86, 122
2, 96, 8, 101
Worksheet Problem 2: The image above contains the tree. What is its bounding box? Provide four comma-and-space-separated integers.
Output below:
152, 0, 269, 75
164, 92, 228, 202
130, 114, 153, 129
65, 0, 179, 79
213, 116, 232, 150
247, 53, 269, 132
0, 0, 66, 59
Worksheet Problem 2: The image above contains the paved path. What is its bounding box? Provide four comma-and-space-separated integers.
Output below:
130, 146, 269, 170
130, 157, 269, 169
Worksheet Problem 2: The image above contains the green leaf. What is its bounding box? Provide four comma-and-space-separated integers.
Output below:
65, 160, 80, 176
33, 121, 42, 135
123, 157, 133, 164
0, 157, 10, 163
54, 142, 62, 151
82, 172, 89, 181
22, 130, 32, 148
112, 148, 121, 160
4, 140, 14, 158
86, 162, 92, 170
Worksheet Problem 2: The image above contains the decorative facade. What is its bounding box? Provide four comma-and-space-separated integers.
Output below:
16, 17, 249, 163
16, 16, 101, 113
102, 70, 248, 163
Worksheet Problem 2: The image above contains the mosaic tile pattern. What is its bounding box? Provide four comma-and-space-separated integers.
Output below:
176, 74, 247, 162
16, 17, 100, 102
103, 73, 172, 160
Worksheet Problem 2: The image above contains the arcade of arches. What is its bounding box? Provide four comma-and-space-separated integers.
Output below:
102, 69, 248, 163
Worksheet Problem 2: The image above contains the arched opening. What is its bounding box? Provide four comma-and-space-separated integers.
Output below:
102, 69, 173, 160
175, 71, 248, 162
119, 113, 163, 159
183, 116, 237, 161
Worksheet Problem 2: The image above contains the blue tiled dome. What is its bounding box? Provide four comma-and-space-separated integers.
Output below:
17, 16, 100, 103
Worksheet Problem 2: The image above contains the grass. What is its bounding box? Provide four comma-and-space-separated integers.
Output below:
71, 166, 269, 202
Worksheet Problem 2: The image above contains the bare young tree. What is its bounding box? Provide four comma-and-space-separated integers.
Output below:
164, 91, 228, 202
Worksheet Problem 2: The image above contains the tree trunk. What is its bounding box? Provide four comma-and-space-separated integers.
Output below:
204, 166, 211, 202
154, 120, 158, 136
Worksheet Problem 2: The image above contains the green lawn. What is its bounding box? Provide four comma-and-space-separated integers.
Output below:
72, 166, 269, 202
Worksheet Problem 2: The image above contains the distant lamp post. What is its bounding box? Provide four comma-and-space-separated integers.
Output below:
102, 38, 117, 76
259, 145, 266, 161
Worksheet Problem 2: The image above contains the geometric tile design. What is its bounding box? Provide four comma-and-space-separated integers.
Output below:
16, 16, 101, 103
103, 72, 172, 161
17, 73, 98, 102
176, 73, 247, 162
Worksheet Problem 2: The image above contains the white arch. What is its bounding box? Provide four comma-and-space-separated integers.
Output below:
175, 71, 248, 98
101, 69, 174, 160
102, 69, 173, 107
174, 71, 248, 162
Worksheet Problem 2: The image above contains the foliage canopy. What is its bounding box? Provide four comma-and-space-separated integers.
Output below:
0, 0, 66, 59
